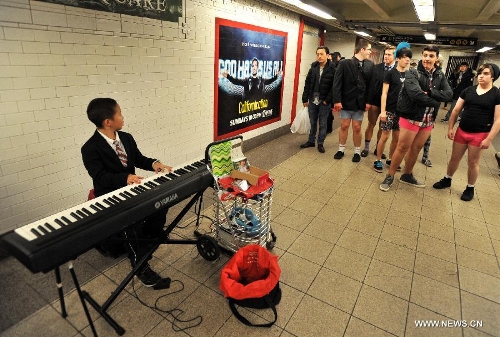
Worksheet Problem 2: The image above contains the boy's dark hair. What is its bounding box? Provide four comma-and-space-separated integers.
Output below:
87, 98, 118, 128
331, 51, 341, 60
460, 61, 469, 66
354, 39, 370, 54
317, 46, 330, 54
423, 45, 439, 56
396, 47, 412, 59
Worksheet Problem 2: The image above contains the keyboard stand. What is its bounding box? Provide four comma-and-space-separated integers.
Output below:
54, 267, 67, 318
77, 187, 209, 336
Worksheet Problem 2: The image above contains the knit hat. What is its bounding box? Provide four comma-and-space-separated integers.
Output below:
395, 41, 411, 56
485, 63, 500, 81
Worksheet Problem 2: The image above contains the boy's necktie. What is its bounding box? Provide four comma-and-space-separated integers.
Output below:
113, 140, 128, 167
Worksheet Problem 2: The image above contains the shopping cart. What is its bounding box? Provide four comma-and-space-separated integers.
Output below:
205, 135, 277, 253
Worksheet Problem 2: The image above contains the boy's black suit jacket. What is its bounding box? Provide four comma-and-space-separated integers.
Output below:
81, 130, 156, 197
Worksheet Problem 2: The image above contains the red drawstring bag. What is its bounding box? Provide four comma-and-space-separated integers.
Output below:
220, 244, 281, 327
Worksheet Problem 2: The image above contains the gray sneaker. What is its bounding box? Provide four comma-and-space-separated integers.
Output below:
400, 173, 425, 188
379, 174, 394, 191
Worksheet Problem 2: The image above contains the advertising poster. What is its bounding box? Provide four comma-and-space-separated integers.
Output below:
215, 18, 287, 140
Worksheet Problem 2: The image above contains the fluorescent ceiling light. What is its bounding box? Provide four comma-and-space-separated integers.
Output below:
424, 32, 436, 40
411, 0, 434, 22
476, 46, 494, 53
354, 30, 371, 37
283, 0, 335, 20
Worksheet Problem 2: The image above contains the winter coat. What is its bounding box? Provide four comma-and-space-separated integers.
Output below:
302, 60, 336, 104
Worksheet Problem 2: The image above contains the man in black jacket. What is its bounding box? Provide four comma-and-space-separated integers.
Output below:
441, 61, 473, 121
332, 39, 374, 162
300, 46, 336, 153
380, 45, 453, 191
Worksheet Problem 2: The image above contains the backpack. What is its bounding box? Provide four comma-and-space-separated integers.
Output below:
397, 68, 420, 114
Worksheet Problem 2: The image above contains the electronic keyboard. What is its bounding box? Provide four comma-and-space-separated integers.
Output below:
2, 159, 214, 273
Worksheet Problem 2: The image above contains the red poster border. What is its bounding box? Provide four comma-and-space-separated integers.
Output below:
214, 18, 287, 141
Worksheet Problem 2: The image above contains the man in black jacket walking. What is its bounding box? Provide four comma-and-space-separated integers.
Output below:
300, 46, 336, 153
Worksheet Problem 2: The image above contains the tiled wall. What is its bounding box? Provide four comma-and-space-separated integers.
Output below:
0, 0, 300, 234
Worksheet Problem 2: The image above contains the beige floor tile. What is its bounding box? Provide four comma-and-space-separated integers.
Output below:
288, 172, 320, 187
326, 193, 361, 211
287, 233, 333, 265
486, 223, 500, 241
307, 268, 362, 313
451, 201, 485, 221
419, 219, 455, 242
405, 303, 462, 337
385, 209, 420, 232
373, 240, 416, 271
454, 229, 496, 255
456, 246, 500, 278
410, 274, 461, 320
272, 189, 300, 207
492, 239, 500, 259
79, 295, 158, 336
453, 215, 490, 237
303, 216, 346, 244
380, 223, 418, 250
389, 201, 423, 219
417, 234, 457, 263
215, 314, 283, 336
354, 200, 390, 222
145, 319, 191, 336
0, 306, 80, 337
483, 210, 500, 226
364, 259, 412, 300
270, 222, 301, 251
414, 252, 459, 288
336, 184, 367, 200
347, 213, 384, 238
175, 285, 232, 337
288, 197, 325, 217
277, 252, 321, 292
361, 189, 396, 207
300, 186, 332, 204
353, 285, 408, 336
316, 203, 354, 226
172, 250, 226, 283
461, 291, 500, 336
420, 207, 454, 227
422, 194, 453, 213
285, 295, 350, 337
463, 327, 500, 337
273, 208, 313, 232
324, 245, 371, 281
336, 228, 379, 257
344, 317, 395, 337
458, 265, 500, 303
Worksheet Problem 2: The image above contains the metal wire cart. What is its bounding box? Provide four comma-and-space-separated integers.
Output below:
205, 135, 277, 253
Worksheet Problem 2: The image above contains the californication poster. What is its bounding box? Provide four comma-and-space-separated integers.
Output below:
214, 18, 287, 140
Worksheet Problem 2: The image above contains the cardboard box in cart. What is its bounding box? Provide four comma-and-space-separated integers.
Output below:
231, 166, 269, 186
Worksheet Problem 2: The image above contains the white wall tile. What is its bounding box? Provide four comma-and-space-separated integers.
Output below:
31, 10, 67, 27
0, 6, 32, 24
5, 110, 34, 124
22, 41, 51, 53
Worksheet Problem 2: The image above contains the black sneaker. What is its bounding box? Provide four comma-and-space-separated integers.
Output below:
385, 159, 401, 171
433, 177, 451, 189
400, 173, 425, 188
495, 152, 500, 167
318, 144, 325, 153
334, 151, 344, 159
461, 186, 474, 201
361, 149, 369, 157
352, 153, 361, 162
137, 265, 161, 287
300, 142, 315, 148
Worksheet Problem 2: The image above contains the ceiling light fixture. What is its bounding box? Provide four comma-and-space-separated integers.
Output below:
411, 0, 434, 22
476, 46, 494, 53
353, 27, 373, 37
424, 32, 436, 40
282, 0, 336, 20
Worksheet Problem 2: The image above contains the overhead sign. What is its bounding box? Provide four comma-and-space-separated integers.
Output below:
36, 0, 182, 22
379, 35, 478, 47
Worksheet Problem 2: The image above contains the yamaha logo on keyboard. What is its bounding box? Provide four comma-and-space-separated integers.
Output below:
155, 193, 179, 209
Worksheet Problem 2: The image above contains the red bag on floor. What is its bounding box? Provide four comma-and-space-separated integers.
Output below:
220, 244, 281, 327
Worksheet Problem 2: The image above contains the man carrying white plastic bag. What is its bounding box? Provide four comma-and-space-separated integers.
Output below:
290, 106, 311, 134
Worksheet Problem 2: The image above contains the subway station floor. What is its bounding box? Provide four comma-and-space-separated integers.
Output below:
1, 107, 500, 337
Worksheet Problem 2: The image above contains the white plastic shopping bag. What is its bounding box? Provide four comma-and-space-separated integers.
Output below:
290, 106, 310, 134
